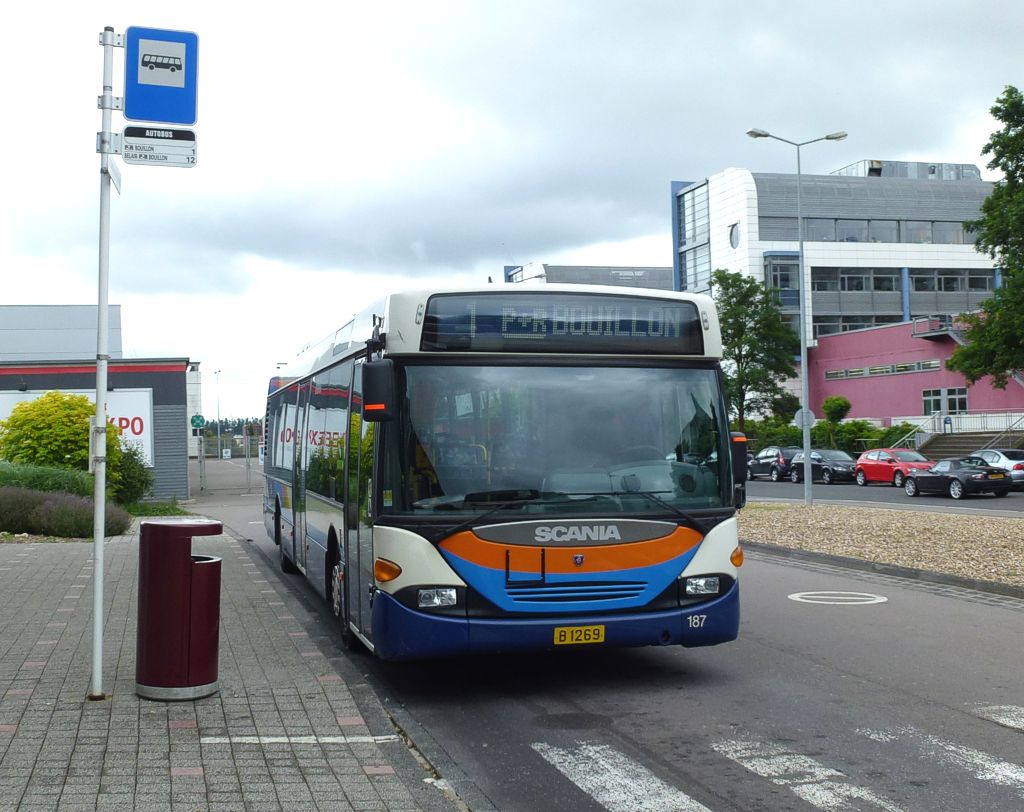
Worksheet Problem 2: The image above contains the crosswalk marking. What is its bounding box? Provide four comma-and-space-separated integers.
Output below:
882, 727, 1024, 793
711, 740, 904, 811
531, 741, 711, 812
976, 705, 1024, 732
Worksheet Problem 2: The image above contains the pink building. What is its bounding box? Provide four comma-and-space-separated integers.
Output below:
808, 319, 1024, 426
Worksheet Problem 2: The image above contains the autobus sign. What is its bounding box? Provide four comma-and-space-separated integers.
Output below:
124, 27, 198, 125
122, 127, 197, 168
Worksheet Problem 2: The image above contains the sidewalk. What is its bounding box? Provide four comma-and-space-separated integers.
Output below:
0, 494, 460, 810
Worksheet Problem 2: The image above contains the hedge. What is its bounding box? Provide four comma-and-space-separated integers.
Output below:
0, 487, 131, 538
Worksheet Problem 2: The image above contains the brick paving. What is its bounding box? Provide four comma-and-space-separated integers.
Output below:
0, 527, 458, 811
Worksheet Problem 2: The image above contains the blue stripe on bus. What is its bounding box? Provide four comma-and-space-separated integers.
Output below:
370, 582, 739, 661
438, 546, 700, 613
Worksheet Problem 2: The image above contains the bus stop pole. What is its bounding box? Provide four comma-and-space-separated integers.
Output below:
90, 26, 117, 700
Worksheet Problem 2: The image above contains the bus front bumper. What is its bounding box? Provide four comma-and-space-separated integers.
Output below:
370, 582, 739, 661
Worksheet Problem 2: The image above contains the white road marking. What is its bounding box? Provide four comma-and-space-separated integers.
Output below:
858, 725, 1024, 794
976, 705, 1024, 732
901, 728, 1024, 792
200, 734, 399, 745
711, 740, 903, 811
788, 591, 888, 605
531, 741, 711, 812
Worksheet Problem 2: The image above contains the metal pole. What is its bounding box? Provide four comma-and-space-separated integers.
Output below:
90, 26, 116, 700
245, 423, 252, 492
795, 144, 813, 506
748, 128, 847, 505
215, 370, 222, 459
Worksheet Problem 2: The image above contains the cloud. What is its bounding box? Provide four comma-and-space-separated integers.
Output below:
3, 0, 1020, 415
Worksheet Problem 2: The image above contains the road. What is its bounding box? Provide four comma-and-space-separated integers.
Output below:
195, 459, 1024, 811
746, 477, 1024, 516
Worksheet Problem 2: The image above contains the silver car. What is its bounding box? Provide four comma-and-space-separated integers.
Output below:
970, 448, 1024, 489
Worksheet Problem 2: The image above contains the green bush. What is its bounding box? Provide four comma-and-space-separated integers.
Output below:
0, 391, 123, 494
877, 422, 923, 449
0, 487, 44, 533
112, 444, 153, 505
0, 486, 130, 537
0, 461, 94, 497
746, 417, 921, 457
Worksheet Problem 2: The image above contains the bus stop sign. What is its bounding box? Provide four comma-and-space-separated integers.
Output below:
124, 27, 198, 125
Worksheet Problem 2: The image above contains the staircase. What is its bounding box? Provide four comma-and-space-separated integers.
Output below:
920, 431, 1024, 459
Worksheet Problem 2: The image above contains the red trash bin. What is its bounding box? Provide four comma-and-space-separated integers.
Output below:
136, 519, 223, 700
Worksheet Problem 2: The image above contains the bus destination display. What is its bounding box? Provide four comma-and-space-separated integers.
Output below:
420, 293, 704, 354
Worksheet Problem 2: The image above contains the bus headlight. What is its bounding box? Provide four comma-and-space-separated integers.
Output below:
683, 576, 720, 596
417, 588, 457, 608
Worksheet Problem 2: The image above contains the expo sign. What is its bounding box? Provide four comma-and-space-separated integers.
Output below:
0, 389, 155, 467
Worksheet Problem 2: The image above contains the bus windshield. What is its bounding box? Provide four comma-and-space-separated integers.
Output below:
384, 363, 731, 516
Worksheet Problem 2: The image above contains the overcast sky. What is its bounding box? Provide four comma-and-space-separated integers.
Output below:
1, 1, 1016, 419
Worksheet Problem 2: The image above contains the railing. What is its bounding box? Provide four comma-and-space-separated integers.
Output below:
911, 314, 954, 335
889, 409, 1024, 437
984, 411, 1024, 449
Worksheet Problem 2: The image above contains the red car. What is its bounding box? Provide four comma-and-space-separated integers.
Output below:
855, 448, 935, 487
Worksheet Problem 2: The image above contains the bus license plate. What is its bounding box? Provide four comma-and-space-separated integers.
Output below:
553, 625, 605, 645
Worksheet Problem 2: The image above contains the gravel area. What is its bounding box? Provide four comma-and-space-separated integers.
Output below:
738, 502, 1024, 588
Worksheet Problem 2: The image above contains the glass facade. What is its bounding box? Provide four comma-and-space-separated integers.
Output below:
679, 183, 712, 291
770, 217, 974, 245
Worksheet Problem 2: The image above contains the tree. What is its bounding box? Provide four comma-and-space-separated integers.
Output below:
819, 395, 852, 448
0, 392, 123, 492
821, 395, 851, 423
710, 269, 800, 430
946, 85, 1024, 388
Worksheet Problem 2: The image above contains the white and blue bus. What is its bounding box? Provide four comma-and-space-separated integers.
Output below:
263, 284, 748, 660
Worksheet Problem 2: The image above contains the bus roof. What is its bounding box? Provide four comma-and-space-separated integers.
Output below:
268, 284, 721, 393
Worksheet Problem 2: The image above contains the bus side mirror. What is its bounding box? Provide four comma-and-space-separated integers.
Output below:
730, 432, 748, 485
730, 432, 748, 509
362, 359, 395, 422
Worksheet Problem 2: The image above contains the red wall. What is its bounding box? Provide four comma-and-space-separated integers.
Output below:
808, 322, 1024, 423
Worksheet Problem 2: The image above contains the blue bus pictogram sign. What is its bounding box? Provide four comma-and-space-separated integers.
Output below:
124, 27, 198, 125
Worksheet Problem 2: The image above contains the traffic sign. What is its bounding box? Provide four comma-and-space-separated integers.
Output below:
794, 408, 816, 430
191, 414, 206, 429
124, 27, 198, 125
122, 126, 196, 167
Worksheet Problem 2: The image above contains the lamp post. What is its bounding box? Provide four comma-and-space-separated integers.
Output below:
746, 127, 847, 506
214, 369, 222, 460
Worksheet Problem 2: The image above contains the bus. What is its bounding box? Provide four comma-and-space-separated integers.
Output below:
263, 284, 748, 660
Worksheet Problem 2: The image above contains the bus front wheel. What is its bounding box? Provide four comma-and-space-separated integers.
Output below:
329, 554, 357, 650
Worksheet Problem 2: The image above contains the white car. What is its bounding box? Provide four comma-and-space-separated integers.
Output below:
970, 448, 1024, 490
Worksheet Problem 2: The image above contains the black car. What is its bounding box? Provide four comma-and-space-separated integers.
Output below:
903, 456, 1013, 500
748, 445, 801, 482
789, 449, 856, 484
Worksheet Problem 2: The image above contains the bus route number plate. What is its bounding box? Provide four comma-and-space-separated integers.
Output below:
553, 625, 605, 645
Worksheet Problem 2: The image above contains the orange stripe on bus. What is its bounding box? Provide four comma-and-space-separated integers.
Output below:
439, 527, 702, 574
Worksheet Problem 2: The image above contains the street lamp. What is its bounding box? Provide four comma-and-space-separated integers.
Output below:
747, 127, 848, 506
214, 369, 222, 459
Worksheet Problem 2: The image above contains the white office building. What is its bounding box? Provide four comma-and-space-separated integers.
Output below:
671, 160, 999, 347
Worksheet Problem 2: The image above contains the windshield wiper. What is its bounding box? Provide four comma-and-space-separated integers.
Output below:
620, 490, 709, 535
420, 490, 612, 543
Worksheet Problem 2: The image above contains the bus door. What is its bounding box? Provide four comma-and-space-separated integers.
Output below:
346, 362, 376, 642
290, 381, 311, 572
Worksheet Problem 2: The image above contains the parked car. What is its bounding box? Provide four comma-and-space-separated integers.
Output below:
903, 456, 1013, 499
969, 447, 1024, 490
748, 445, 801, 482
789, 449, 857, 484
854, 448, 935, 487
